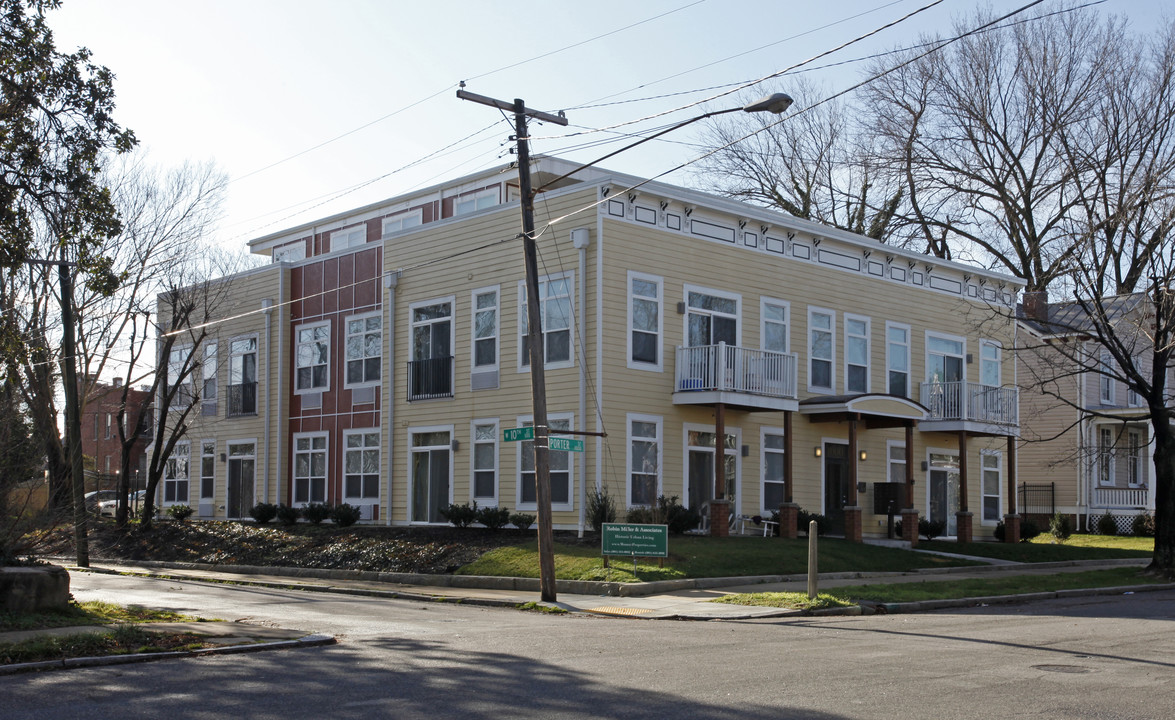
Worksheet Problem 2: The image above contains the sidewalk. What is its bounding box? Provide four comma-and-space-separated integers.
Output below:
68, 554, 1164, 620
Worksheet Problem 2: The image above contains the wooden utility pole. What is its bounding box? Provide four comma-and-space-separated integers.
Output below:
458, 89, 568, 602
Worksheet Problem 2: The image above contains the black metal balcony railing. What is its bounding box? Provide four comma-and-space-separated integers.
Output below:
227, 382, 258, 416
408, 356, 454, 401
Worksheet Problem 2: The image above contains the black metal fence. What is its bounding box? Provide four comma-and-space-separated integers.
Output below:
1017, 482, 1055, 527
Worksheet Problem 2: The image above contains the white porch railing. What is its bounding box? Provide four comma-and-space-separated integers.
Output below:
675, 343, 798, 399
919, 380, 1019, 427
1093, 486, 1149, 509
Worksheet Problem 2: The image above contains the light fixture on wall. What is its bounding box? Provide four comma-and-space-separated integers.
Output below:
814, 447, 822, 458
451, 439, 460, 452
859, 450, 868, 462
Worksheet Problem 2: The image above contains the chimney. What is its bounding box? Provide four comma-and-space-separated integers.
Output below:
112, 377, 123, 387
1023, 290, 1049, 322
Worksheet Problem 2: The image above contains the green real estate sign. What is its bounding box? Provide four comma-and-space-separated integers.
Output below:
601, 523, 668, 558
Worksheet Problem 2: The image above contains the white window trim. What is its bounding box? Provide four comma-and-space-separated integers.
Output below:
844, 313, 871, 394
200, 439, 216, 501
682, 283, 742, 347
225, 438, 257, 516
272, 243, 306, 263
925, 330, 967, 383
406, 424, 455, 524
162, 441, 191, 507
627, 271, 664, 372
381, 208, 423, 237
294, 320, 331, 395
886, 321, 911, 398
343, 310, 382, 389
516, 413, 574, 512
1099, 348, 1115, 404
922, 446, 959, 520
808, 306, 836, 394
682, 423, 742, 510
330, 223, 367, 252
517, 273, 575, 372
980, 450, 1002, 526
342, 428, 381, 503
626, 413, 663, 509
165, 343, 194, 411
760, 426, 787, 515
470, 418, 500, 505
471, 285, 500, 373
760, 297, 790, 354
292, 431, 329, 506
1097, 426, 1115, 486
454, 187, 500, 216
202, 342, 218, 402
886, 438, 907, 486
980, 339, 1002, 387
1127, 430, 1143, 486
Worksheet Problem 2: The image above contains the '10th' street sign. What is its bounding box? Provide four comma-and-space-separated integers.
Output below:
502, 427, 584, 452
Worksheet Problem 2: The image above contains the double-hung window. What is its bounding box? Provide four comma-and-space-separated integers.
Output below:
808, 308, 834, 392
762, 299, 788, 353
1127, 431, 1142, 485
295, 322, 330, 392
1098, 427, 1114, 485
520, 275, 572, 369
166, 345, 193, 407
228, 337, 258, 415
1099, 349, 1114, 404
628, 415, 661, 507
472, 287, 498, 371
845, 314, 870, 393
472, 420, 498, 504
886, 323, 910, 397
163, 442, 190, 505
628, 272, 662, 369
981, 452, 1001, 523
343, 430, 380, 502
202, 343, 217, 410
293, 434, 328, 504
345, 314, 381, 387
762, 430, 786, 511
200, 440, 215, 502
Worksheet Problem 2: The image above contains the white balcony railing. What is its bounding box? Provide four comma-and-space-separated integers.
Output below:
919, 380, 1019, 427
1093, 486, 1149, 509
675, 343, 798, 399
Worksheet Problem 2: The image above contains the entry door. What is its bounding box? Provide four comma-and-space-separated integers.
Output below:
686, 429, 737, 510
227, 453, 255, 519
824, 443, 849, 535
929, 468, 960, 536
412, 447, 450, 523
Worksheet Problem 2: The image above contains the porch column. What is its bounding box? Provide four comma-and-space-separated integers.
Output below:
1003, 434, 1020, 543
844, 417, 863, 543
779, 410, 799, 539
956, 431, 972, 543
901, 421, 919, 547
711, 403, 729, 537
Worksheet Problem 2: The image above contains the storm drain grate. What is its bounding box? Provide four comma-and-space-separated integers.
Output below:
587, 606, 654, 616
1032, 664, 1092, 674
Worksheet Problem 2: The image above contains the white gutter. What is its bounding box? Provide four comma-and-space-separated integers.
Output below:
274, 268, 285, 505
595, 198, 605, 499
572, 228, 590, 537
262, 298, 273, 503
385, 269, 400, 525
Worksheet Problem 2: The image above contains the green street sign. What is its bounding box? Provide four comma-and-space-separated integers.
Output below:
601, 523, 668, 558
548, 436, 584, 453
502, 427, 534, 442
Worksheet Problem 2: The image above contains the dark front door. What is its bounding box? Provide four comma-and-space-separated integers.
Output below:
227, 456, 254, 519
824, 443, 849, 535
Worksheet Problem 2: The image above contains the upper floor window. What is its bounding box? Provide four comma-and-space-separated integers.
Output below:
762, 299, 788, 353
166, 345, 193, 407
454, 188, 499, 216
845, 314, 870, 394
472, 287, 498, 371
809, 308, 834, 392
520, 275, 572, 369
410, 300, 454, 400
345, 314, 382, 387
981, 341, 1001, 387
202, 343, 218, 406
330, 224, 367, 252
886, 323, 910, 397
685, 287, 738, 347
927, 333, 964, 384
382, 210, 422, 236
629, 272, 662, 369
1099, 349, 1114, 404
295, 322, 330, 392
272, 243, 306, 263
228, 337, 258, 415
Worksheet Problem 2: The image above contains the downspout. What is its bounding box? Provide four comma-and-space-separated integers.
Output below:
595, 196, 605, 499
262, 297, 273, 502
1078, 346, 1087, 530
275, 268, 285, 505
385, 269, 400, 525
572, 228, 590, 537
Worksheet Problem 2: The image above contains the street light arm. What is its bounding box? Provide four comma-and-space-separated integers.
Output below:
532, 93, 792, 196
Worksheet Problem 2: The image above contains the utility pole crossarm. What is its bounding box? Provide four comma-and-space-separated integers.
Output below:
456, 89, 569, 127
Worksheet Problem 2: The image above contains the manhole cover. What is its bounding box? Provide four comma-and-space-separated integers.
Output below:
1032, 664, 1092, 674
587, 606, 653, 616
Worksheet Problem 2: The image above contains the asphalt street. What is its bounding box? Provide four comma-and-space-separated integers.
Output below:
2, 572, 1172, 719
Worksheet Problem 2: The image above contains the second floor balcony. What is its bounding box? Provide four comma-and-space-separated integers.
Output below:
674, 343, 798, 411
919, 380, 1019, 434
408, 356, 454, 401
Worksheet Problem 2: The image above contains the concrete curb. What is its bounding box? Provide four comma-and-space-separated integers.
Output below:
0, 633, 335, 676
875, 581, 1175, 614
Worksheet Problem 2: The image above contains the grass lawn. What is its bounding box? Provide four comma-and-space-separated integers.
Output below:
712, 567, 1165, 608
921, 534, 1153, 563
0, 600, 200, 633
457, 535, 980, 582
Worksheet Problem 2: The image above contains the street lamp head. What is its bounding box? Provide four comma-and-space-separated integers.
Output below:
742, 92, 794, 115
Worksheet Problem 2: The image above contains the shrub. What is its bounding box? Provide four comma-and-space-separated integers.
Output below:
918, 518, 946, 541
797, 509, 831, 537
625, 506, 655, 524
657, 495, 700, 535
1095, 511, 1118, 536
166, 504, 194, 523
439, 502, 478, 528
1019, 519, 1041, 542
302, 502, 331, 525
1049, 512, 1072, 543
276, 504, 300, 526
993, 520, 1004, 542
250, 503, 278, 524
1131, 512, 1155, 537
476, 505, 511, 531
330, 503, 363, 527
586, 488, 617, 533
510, 512, 536, 532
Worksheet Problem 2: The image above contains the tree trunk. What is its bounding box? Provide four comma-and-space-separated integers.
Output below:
1150, 414, 1175, 578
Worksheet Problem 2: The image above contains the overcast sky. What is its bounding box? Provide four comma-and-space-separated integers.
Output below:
45, 0, 1168, 252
